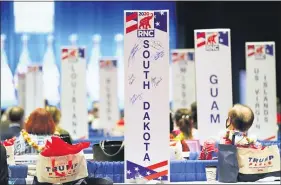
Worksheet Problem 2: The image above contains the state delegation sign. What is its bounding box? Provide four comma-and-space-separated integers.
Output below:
124, 10, 170, 182
246, 42, 277, 140
60, 47, 88, 139
194, 29, 233, 144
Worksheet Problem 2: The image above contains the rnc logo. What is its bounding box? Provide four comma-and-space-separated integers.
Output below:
137, 30, 155, 38
137, 12, 155, 38
205, 32, 219, 51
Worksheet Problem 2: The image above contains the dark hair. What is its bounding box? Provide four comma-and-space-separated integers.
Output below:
190, 102, 197, 129
25, 108, 56, 135
174, 108, 193, 139
170, 112, 174, 133
229, 104, 254, 132
9, 106, 24, 123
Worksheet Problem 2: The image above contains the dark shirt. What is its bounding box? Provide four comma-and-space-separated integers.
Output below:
0, 144, 8, 185
0, 123, 21, 141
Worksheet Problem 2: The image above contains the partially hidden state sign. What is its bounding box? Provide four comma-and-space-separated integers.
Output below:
25, 65, 44, 117
99, 58, 119, 133
171, 49, 196, 111
246, 42, 277, 140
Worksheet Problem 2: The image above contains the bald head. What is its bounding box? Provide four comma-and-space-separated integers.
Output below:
228, 104, 254, 132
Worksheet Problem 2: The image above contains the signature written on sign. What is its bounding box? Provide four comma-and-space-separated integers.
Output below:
151, 76, 162, 88
128, 74, 136, 85
130, 93, 143, 104
151, 40, 164, 51
128, 40, 142, 67
153, 51, 164, 61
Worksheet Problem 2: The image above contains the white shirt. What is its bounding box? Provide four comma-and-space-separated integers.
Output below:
218, 130, 257, 145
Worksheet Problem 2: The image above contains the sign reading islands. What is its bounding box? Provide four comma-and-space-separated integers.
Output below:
60, 47, 88, 139
194, 29, 233, 144
246, 42, 277, 140
124, 10, 170, 182
171, 49, 196, 111
99, 58, 119, 133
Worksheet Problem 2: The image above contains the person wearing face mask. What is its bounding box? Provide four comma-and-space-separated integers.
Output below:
221, 104, 256, 145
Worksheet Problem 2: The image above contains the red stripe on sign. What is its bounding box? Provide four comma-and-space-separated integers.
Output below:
197, 41, 205, 48
126, 24, 138, 34
147, 160, 168, 170
145, 170, 168, 181
197, 32, 205, 39
247, 52, 254, 57
126, 12, 138, 22
277, 113, 281, 124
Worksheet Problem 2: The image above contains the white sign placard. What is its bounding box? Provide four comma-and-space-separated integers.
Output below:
17, 73, 26, 111
194, 29, 233, 144
25, 65, 44, 117
124, 10, 170, 182
246, 42, 277, 140
60, 47, 88, 139
99, 58, 119, 132
171, 49, 196, 111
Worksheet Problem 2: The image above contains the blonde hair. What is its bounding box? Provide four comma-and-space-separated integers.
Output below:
45, 106, 61, 124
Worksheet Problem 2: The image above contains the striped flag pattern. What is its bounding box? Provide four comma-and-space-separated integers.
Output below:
196, 32, 206, 48
172, 52, 187, 63
247, 45, 255, 57
126, 160, 168, 181
126, 12, 138, 34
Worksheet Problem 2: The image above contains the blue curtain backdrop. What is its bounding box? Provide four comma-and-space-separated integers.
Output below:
1, 1, 177, 72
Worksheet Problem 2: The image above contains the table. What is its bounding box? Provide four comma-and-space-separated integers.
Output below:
9, 160, 218, 183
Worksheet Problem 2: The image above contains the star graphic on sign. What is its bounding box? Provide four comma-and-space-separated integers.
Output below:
146, 171, 151, 175
127, 170, 131, 175
160, 10, 165, 15
158, 176, 162, 180
266, 49, 270, 54
135, 167, 139, 171
155, 22, 160, 26
220, 38, 223, 43
154, 14, 157, 19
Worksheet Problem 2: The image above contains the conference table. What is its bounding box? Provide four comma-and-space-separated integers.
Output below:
7, 137, 281, 184
8, 160, 281, 184
9, 160, 218, 183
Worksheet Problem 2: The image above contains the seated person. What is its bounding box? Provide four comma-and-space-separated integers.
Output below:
170, 111, 192, 152
173, 108, 198, 141
1, 106, 24, 140
221, 104, 256, 145
0, 143, 8, 184
190, 102, 198, 130
14, 108, 56, 155
0, 108, 13, 136
45, 106, 72, 141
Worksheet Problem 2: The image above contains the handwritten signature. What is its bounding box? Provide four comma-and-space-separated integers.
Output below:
128, 42, 141, 67
151, 40, 164, 51
151, 76, 162, 88
128, 74, 136, 85
153, 51, 164, 61
130, 93, 143, 104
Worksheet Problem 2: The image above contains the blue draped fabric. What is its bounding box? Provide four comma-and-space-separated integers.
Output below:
0, 2, 48, 74
1, 1, 176, 72
1, 1, 177, 109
